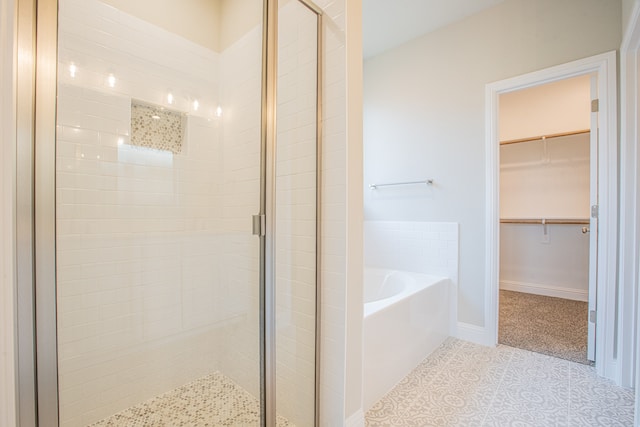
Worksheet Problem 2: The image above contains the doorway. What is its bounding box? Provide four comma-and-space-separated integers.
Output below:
497, 75, 594, 364
485, 51, 618, 379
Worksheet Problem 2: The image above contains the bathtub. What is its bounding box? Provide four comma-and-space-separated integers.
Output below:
363, 268, 452, 410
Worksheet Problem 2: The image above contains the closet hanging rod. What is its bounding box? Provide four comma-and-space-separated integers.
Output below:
369, 179, 434, 190
500, 218, 590, 225
500, 129, 590, 146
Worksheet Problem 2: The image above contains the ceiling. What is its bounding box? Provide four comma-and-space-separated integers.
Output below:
363, 0, 506, 59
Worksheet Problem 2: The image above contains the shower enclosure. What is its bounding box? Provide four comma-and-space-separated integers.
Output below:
16, 0, 321, 425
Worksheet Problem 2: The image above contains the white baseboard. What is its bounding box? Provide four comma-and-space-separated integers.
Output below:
500, 280, 588, 302
456, 322, 493, 346
345, 409, 365, 427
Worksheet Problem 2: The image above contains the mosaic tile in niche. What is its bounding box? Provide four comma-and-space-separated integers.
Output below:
131, 100, 185, 154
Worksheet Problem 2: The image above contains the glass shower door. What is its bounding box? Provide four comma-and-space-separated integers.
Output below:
274, 1, 321, 426
55, 0, 264, 425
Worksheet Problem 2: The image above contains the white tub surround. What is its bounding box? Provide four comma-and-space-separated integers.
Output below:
364, 221, 459, 327
364, 221, 458, 282
363, 268, 452, 410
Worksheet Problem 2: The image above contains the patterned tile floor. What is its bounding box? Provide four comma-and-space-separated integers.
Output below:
89, 371, 292, 427
365, 338, 634, 426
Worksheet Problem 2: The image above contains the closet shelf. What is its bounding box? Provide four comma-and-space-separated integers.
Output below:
500, 157, 589, 170
500, 218, 590, 225
500, 129, 590, 146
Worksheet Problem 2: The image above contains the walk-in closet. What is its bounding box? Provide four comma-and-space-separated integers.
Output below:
498, 75, 595, 365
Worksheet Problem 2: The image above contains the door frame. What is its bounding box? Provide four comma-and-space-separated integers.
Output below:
485, 51, 618, 380
620, 0, 640, 420
619, 1, 640, 389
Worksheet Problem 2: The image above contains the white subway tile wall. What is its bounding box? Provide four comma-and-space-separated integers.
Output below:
364, 221, 459, 285
275, 2, 319, 425
56, 0, 262, 425
216, 22, 264, 402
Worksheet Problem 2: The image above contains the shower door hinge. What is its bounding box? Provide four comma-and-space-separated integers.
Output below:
591, 205, 599, 219
252, 214, 265, 236
591, 99, 599, 113
589, 310, 596, 323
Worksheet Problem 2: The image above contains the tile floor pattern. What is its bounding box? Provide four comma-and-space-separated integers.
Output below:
365, 338, 634, 426
89, 371, 292, 427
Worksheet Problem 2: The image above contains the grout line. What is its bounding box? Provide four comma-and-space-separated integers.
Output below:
479, 346, 514, 426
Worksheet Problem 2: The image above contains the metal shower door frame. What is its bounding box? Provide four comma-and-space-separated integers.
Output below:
16, 0, 59, 424
262, 0, 323, 426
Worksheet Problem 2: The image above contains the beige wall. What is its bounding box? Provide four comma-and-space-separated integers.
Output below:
499, 81, 591, 300
0, 0, 17, 425
622, 0, 638, 36
100, 0, 266, 53
344, 0, 364, 421
499, 75, 591, 142
102, 0, 221, 51
363, 0, 621, 326
219, 0, 263, 51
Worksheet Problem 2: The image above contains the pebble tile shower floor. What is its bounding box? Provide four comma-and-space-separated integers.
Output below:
366, 338, 634, 426
89, 372, 292, 427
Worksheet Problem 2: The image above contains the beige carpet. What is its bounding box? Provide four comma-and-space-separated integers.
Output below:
499, 290, 591, 365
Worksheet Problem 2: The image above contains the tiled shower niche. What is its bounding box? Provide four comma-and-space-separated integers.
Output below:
131, 101, 185, 154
